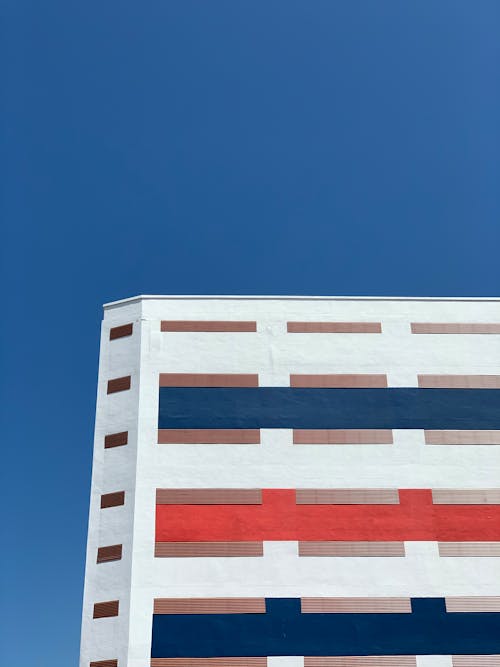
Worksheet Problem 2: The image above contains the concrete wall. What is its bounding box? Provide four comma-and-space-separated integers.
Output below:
80, 296, 500, 667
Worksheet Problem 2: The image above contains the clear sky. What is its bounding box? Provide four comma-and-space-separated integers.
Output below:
1, 1, 499, 664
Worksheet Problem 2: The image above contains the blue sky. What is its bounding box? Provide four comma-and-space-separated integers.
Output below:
1, 1, 499, 664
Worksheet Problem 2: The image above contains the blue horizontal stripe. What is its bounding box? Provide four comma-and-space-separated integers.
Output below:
151, 597, 500, 657
158, 387, 500, 430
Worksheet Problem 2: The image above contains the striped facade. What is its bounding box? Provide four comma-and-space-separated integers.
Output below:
80, 295, 500, 667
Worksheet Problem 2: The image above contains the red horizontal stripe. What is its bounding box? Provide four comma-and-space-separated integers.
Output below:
156, 489, 500, 542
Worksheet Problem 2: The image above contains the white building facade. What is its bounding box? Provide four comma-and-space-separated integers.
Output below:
80, 295, 500, 667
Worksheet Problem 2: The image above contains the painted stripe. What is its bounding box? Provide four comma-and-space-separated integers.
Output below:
107, 376, 131, 393
160, 373, 259, 387
90, 661, 118, 667
452, 657, 500, 666
290, 375, 387, 388
109, 322, 133, 339
438, 542, 500, 557
305, 659, 415, 666
100, 491, 125, 509
151, 660, 267, 667
161, 321, 257, 332
155, 542, 264, 557
298, 542, 405, 557
432, 490, 500, 505
418, 375, 500, 389
158, 388, 500, 430
104, 431, 128, 448
156, 489, 262, 505
293, 429, 393, 444
93, 600, 119, 618
446, 598, 500, 613
96, 544, 122, 563
295, 489, 399, 505
300, 598, 411, 613
411, 323, 500, 334
150, 598, 500, 657
158, 429, 261, 444
425, 430, 500, 445
154, 599, 266, 614
156, 489, 500, 542
287, 322, 382, 333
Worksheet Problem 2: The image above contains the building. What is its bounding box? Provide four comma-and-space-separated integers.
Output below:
80, 295, 500, 667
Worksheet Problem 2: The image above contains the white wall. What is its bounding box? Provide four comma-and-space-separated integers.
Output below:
80, 296, 500, 667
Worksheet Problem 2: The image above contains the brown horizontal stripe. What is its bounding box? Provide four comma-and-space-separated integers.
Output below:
161, 321, 257, 332
154, 598, 266, 614
109, 323, 133, 339
155, 542, 264, 557
100, 491, 125, 509
432, 490, 500, 504
439, 542, 500, 556
301, 598, 411, 613
107, 376, 131, 393
453, 656, 500, 666
159, 373, 258, 387
90, 661, 118, 667
97, 544, 123, 563
93, 600, 119, 618
418, 374, 500, 388
446, 597, 500, 612
305, 658, 416, 667
425, 430, 500, 445
287, 322, 382, 333
151, 660, 267, 667
412, 323, 500, 334
299, 541, 405, 557
156, 489, 262, 505
104, 431, 128, 448
294, 429, 393, 445
290, 374, 387, 388
158, 429, 260, 444
296, 489, 399, 505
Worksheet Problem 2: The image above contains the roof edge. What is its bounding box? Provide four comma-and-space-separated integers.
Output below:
103, 294, 500, 309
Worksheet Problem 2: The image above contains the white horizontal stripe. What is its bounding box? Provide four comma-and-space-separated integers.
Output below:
416, 658, 453, 667
268, 659, 304, 667
145, 541, 500, 598
147, 429, 500, 487
144, 318, 500, 380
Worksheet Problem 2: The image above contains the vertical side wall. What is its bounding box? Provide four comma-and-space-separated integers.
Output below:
79, 301, 143, 667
